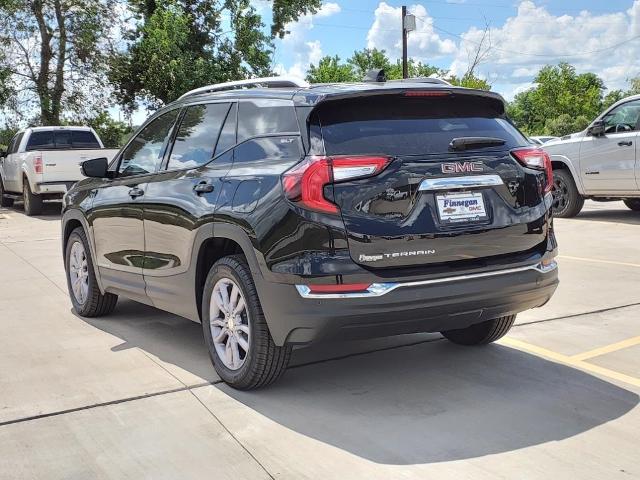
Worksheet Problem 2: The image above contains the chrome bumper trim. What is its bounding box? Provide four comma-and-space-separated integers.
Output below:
295, 260, 558, 299
418, 174, 504, 191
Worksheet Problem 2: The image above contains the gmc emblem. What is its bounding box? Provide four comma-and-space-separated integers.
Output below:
441, 161, 483, 173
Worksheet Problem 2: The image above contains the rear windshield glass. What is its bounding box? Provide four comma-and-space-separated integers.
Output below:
317, 94, 528, 156
26, 130, 100, 150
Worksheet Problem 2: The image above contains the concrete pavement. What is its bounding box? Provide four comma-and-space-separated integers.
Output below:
0, 200, 639, 479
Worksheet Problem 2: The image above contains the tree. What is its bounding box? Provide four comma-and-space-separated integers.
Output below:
111, 0, 320, 112
508, 63, 605, 135
83, 112, 133, 148
306, 56, 356, 83
0, 0, 117, 125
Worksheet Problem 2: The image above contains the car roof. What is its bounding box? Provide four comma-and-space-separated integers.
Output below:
171, 81, 506, 109
26, 126, 94, 132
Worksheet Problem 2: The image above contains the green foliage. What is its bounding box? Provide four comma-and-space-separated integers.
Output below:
305, 48, 488, 90
85, 112, 133, 149
508, 63, 608, 136
111, 0, 318, 111
0, 124, 18, 152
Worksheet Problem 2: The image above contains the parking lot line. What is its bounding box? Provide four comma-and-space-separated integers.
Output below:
570, 336, 640, 361
499, 337, 640, 388
558, 255, 640, 269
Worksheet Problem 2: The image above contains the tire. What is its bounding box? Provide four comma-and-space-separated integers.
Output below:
441, 315, 516, 346
23, 180, 43, 216
202, 255, 291, 390
0, 177, 14, 207
65, 227, 118, 317
623, 199, 640, 211
551, 169, 584, 218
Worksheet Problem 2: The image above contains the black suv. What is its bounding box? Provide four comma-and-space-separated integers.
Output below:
62, 77, 558, 389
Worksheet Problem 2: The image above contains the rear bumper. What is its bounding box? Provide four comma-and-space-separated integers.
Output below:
256, 260, 558, 346
35, 181, 77, 195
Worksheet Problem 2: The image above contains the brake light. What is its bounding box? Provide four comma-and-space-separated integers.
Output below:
282, 155, 391, 214
404, 90, 451, 97
511, 147, 553, 193
34, 154, 43, 174
307, 283, 371, 294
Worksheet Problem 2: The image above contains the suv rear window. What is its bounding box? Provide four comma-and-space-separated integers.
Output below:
316, 94, 528, 156
26, 130, 101, 150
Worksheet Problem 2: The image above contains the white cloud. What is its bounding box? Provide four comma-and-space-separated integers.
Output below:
366, 2, 457, 60
275, 2, 341, 78
449, 0, 640, 93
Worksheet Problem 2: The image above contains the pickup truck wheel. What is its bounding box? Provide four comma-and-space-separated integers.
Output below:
65, 227, 118, 317
0, 178, 14, 207
23, 180, 43, 216
623, 199, 640, 211
552, 169, 584, 218
441, 315, 516, 345
202, 255, 291, 390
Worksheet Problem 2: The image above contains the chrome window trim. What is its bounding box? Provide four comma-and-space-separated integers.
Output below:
418, 174, 504, 191
295, 260, 557, 299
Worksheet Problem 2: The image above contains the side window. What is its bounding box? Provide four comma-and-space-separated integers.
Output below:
237, 100, 298, 143
72, 131, 101, 149
167, 103, 230, 170
8, 132, 23, 154
119, 109, 179, 177
603, 100, 640, 133
214, 103, 237, 156
233, 136, 302, 165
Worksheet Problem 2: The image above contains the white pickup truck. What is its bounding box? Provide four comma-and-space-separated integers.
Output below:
544, 94, 640, 217
0, 126, 118, 215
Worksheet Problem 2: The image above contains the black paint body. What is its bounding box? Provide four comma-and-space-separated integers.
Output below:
62, 83, 558, 346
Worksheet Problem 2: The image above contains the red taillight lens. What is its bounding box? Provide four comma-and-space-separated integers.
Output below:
511, 147, 553, 193
34, 154, 43, 174
307, 283, 371, 294
404, 90, 451, 97
282, 155, 391, 214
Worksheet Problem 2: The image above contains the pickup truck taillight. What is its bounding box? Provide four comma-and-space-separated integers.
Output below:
511, 147, 553, 194
282, 155, 391, 214
33, 154, 43, 174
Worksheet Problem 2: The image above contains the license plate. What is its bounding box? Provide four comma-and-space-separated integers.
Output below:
436, 192, 487, 223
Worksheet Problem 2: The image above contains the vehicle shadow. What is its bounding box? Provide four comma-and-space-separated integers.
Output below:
3, 201, 62, 219
79, 299, 639, 465
574, 207, 640, 225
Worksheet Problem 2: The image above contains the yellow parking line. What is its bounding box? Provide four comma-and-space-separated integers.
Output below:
499, 337, 640, 388
558, 255, 640, 269
571, 336, 640, 361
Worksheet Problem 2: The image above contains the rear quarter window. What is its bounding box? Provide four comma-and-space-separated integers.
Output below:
237, 99, 299, 142
26, 131, 54, 150
317, 94, 528, 156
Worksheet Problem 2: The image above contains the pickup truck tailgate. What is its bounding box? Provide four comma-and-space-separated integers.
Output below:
42, 149, 118, 182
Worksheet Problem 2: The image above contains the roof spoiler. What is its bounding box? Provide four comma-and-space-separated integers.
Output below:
362, 68, 451, 86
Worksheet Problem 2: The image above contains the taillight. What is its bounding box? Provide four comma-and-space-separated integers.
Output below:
34, 154, 43, 174
403, 90, 451, 97
282, 155, 391, 214
511, 147, 553, 193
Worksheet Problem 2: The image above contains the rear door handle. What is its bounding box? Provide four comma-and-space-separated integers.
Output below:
128, 187, 144, 198
194, 182, 214, 194
618, 141, 633, 146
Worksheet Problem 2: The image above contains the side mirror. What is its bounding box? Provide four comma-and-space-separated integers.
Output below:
587, 119, 605, 137
81, 157, 109, 178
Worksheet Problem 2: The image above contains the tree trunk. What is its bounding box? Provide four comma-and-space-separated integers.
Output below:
51, 0, 67, 123
30, 0, 57, 125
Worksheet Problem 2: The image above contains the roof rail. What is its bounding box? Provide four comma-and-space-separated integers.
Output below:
178, 76, 310, 100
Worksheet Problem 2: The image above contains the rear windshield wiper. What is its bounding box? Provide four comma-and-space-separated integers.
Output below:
449, 137, 506, 151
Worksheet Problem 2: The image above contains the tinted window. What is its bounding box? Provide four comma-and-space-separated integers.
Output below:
8, 132, 24, 154
214, 103, 237, 156
26, 131, 54, 150
237, 99, 298, 142
234, 136, 301, 164
317, 95, 528, 155
72, 130, 100, 148
119, 109, 179, 177
602, 100, 640, 133
55, 130, 72, 148
167, 103, 230, 170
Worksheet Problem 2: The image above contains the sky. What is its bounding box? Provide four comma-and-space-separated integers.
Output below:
270, 0, 640, 101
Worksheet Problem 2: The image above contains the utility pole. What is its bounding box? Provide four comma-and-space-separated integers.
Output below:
401, 6, 408, 79
401, 6, 416, 79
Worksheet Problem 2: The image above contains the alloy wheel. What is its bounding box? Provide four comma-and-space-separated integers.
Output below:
210, 277, 251, 370
69, 241, 90, 305
552, 176, 569, 214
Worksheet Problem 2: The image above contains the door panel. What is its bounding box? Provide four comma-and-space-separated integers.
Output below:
580, 132, 638, 193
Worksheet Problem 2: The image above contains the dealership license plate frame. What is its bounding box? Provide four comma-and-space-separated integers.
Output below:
436, 191, 488, 224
